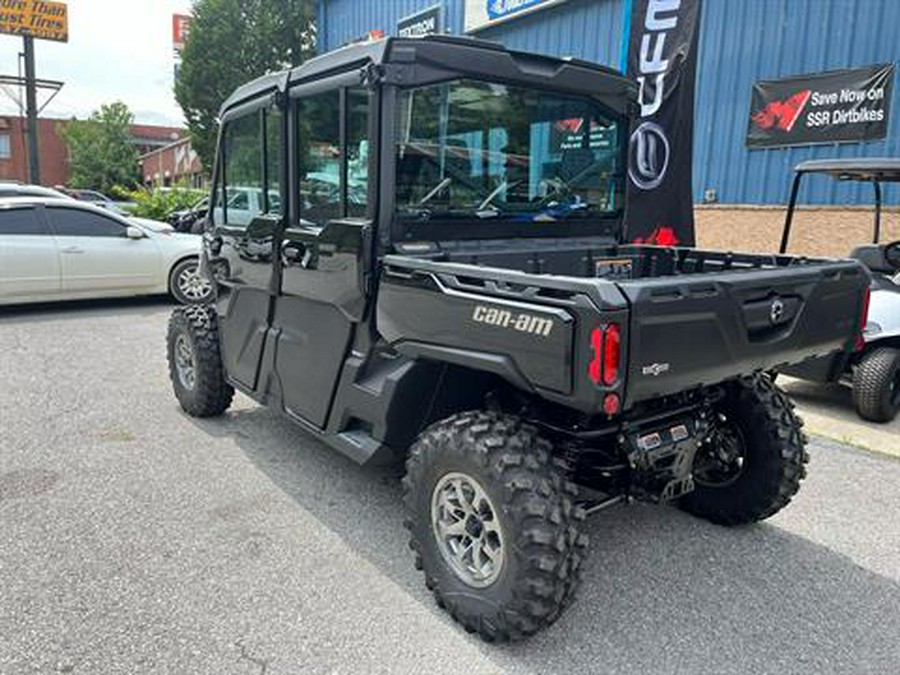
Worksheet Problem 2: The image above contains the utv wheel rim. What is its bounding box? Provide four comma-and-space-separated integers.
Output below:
174, 334, 196, 390
693, 417, 747, 488
177, 264, 212, 301
431, 472, 505, 588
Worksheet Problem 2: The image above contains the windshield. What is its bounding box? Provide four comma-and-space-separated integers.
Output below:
395, 79, 623, 224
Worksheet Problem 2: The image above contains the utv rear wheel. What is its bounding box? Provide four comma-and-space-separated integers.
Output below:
167, 305, 234, 417
403, 411, 587, 642
852, 348, 900, 423
679, 375, 808, 526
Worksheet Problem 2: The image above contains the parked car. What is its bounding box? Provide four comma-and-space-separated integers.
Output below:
169, 197, 208, 233
0, 183, 72, 200
166, 37, 868, 641
0, 197, 212, 306
60, 188, 134, 215
778, 158, 900, 422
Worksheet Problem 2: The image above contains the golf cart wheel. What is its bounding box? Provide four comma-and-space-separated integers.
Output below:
170, 257, 214, 305
852, 348, 900, 423
403, 411, 587, 642
679, 375, 809, 526
167, 305, 234, 417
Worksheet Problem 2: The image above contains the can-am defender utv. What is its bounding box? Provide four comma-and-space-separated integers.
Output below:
166, 37, 869, 641
778, 159, 900, 422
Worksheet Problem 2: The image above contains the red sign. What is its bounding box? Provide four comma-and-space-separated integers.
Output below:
172, 13, 191, 52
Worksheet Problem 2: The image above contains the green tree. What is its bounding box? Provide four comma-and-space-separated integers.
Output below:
175, 0, 316, 172
61, 102, 140, 192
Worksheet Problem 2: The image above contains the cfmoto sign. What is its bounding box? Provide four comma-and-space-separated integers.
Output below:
629, 0, 682, 191
629, 122, 670, 190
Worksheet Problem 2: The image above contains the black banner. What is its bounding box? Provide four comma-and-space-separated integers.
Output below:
397, 5, 441, 38
623, 0, 701, 247
747, 64, 894, 149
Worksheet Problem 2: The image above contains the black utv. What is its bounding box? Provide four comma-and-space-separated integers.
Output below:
167, 37, 869, 641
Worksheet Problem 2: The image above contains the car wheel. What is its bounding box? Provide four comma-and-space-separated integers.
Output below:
852, 347, 900, 423
170, 258, 213, 305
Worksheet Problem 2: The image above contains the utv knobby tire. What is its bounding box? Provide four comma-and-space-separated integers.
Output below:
679, 375, 809, 526
403, 411, 587, 642
852, 348, 900, 423
167, 304, 234, 417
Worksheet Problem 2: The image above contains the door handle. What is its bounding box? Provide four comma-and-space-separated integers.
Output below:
60, 246, 84, 254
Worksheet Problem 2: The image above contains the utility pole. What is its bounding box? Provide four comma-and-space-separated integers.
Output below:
23, 35, 40, 184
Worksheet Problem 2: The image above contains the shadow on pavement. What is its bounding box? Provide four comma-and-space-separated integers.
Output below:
191, 405, 900, 673
0, 296, 174, 324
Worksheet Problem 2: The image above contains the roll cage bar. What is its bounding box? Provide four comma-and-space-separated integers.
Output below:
780, 158, 900, 253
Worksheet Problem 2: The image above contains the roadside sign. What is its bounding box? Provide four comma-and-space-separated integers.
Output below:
0, 0, 68, 43
398, 5, 441, 38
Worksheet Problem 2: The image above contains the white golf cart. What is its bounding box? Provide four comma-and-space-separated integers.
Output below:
779, 158, 900, 423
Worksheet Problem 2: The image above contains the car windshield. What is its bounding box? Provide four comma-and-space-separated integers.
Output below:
395, 79, 623, 224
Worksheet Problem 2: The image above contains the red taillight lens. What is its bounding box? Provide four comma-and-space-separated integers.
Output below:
588, 323, 622, 386
588, 327, 603, 384
602, 323, 621, 385
855, 286, 871, 351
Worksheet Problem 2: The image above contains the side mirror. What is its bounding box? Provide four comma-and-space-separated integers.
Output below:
126, 226, 145, 240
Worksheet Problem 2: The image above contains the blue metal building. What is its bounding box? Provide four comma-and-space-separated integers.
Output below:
316, 0, 899, 205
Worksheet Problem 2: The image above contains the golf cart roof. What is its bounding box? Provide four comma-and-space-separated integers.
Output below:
793, 158, 900, 182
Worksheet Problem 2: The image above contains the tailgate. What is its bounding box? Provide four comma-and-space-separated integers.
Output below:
619, 261, 869, 405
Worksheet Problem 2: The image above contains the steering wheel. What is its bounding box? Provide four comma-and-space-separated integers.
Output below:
884, 240, 900, 270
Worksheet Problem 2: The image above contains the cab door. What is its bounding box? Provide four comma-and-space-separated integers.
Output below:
46, 206, 160, 293
208, 101, 284, 390
272, 86, 372, 428
0, 205, 60, 300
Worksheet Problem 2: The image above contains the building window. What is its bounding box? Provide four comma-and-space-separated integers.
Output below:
0, 133, 10, 159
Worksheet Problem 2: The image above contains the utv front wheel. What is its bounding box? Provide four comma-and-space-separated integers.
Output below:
403, 412, 587, 642
852, 348, 900, 423
680, 375, 808, 526
167, 305, 234, 417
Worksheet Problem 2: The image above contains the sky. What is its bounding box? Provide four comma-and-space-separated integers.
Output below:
0, 0, 193, 127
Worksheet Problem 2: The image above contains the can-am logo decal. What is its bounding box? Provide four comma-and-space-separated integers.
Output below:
472, 305, 553, 337
629, 121, 670, 190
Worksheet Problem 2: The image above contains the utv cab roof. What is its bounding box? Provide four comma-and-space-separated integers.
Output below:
220, 35, 636, 117
793, 158, 900, 182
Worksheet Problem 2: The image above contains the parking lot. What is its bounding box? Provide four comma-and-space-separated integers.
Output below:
1, 298, 899, 674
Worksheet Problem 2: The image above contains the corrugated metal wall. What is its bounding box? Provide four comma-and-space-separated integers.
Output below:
318, 0, 899, 205
696, 0, 899, 206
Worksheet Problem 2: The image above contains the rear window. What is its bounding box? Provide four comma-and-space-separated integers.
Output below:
0, 207, 47, 235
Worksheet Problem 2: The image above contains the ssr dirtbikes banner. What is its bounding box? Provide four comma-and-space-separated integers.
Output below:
747, 64, 894, 149
623, 0, 701, 247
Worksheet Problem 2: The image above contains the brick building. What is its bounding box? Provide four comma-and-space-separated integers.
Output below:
138, 136, 204, 188
0, 115, 183, 188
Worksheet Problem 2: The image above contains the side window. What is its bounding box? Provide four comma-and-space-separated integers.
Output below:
297, 88, 370, 225
0, 207, 46, 235
265, 107, 283, 215
298, 91, 341, 225
215, 105, 282, 227
47, 208, 126, 237
346, 88, 370, 218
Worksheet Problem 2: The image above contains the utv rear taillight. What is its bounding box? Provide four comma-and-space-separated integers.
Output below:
602, 323, 621, 385
588, 323, 622, 386
855, 286, 871, 352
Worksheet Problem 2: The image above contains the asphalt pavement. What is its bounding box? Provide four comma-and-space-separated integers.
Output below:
1, 298, 899, 674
